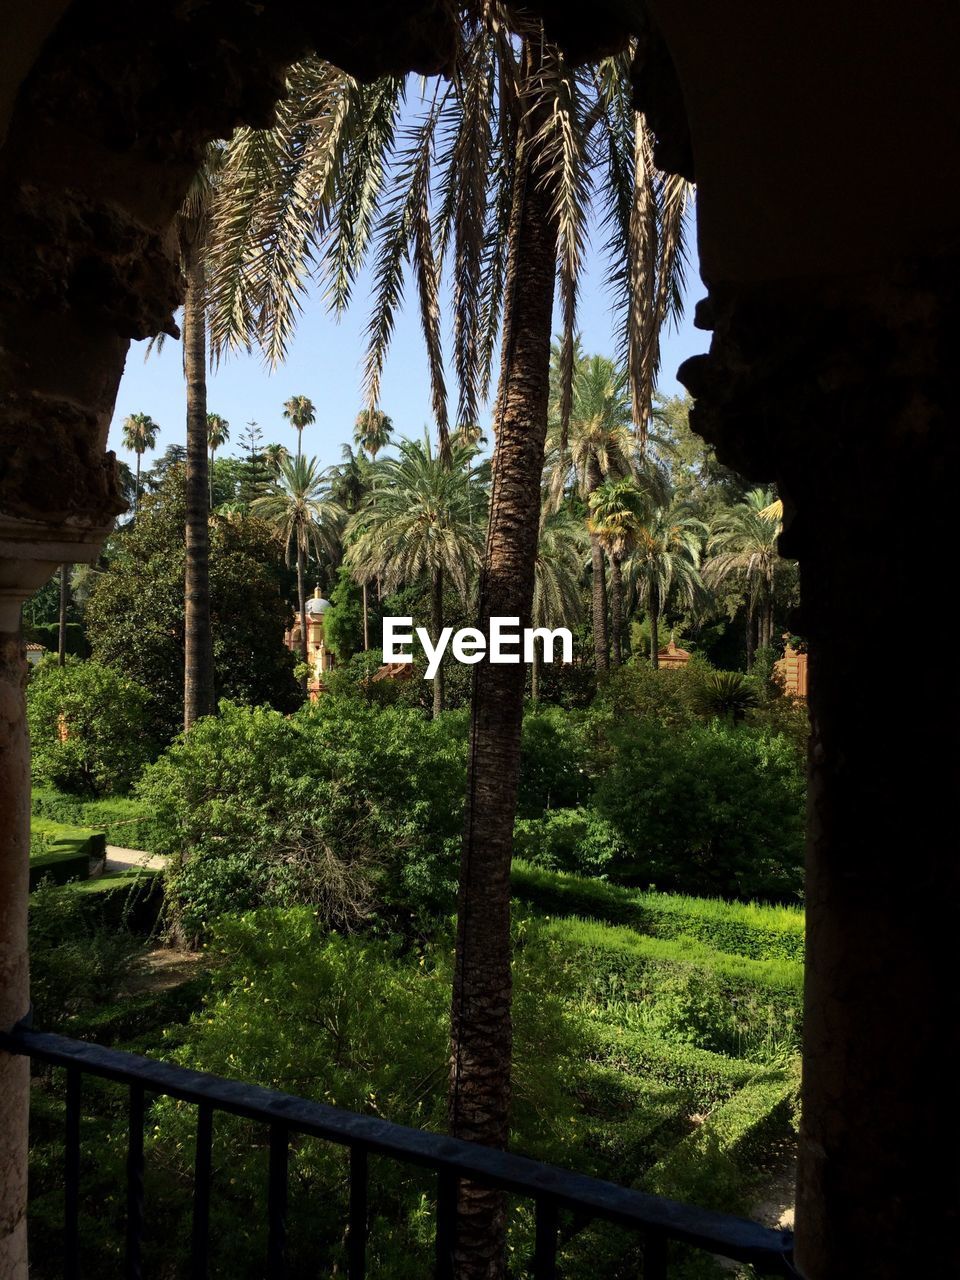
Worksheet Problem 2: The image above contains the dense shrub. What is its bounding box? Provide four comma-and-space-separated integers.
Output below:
593, 661, 703, 730
137, 699, 469, 938
27, 657, 154, 796
516, 707, 591, 817
594, 718, 805, 899
514, 808, 623, 876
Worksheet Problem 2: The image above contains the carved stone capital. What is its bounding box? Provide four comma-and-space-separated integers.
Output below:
0, 512, 110, 630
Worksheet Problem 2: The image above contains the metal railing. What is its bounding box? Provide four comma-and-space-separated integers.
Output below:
0, 1025, 796, 1279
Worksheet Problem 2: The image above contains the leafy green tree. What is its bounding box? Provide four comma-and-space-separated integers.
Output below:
324, 564, 369, 663
345, 434, 483, 718
625, 495, 706, 667
85, 470, 300, 741
206, 412, 230, 508
587, 475, 653, 666
120, 411, 160, 511
27, 656, 154, 796
252, 455, 344, 686
282, 394, 316, 463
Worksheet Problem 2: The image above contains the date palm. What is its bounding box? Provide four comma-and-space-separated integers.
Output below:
206, 413, 230, 508
282, 394, 316, 463
345, 432, 482, 717
252, 456, 344, 692
531, 505, 585, 701
203, 28, 690, 1276
263, 442, 290, 474
705, 487, 783, 666
625, 495, 706, 667
588, 475, 654, 666
120, 411, 160, 511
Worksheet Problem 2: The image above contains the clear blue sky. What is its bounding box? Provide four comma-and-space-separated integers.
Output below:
108, 224, 708, 472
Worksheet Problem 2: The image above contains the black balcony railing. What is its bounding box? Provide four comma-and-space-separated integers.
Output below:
0, 1025, 796, 1279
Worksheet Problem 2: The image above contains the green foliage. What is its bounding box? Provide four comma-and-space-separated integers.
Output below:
595, 661, 702, 729
690, 670, 760, 723
29, 818, 105, 890
594, 718, 805, 899
511, 861, 804, 962
514, 808, 624, 877
23, 621, 89, 657
324, 563, 370, 662
32, 788, 161, 851
137, 699, 468, 938
85, 470, 300, 741
27, 657, 153, 796
517, 706, 591, 817
28, 880, 144, 1025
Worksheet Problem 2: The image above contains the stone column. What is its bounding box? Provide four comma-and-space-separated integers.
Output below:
681, 258, 960, 1278
0, 518, 110, 1278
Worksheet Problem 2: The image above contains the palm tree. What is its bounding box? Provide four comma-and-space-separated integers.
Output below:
345, 433, 482, 717
282, 394, 316, 463
202, 34, 690, 1275
57, 563, 68, 667
252, 455, 344, 691
206, 412, 230, 508
626, 496, 706, 667
263, 442, 290, 474
327, 444, 373, 646
354, 407, 393, 461
588, 475, 653, 666
548, 353, 635, 674
531, 505, 585, 701
120, 411, 160, 510
705, 487, 784, 667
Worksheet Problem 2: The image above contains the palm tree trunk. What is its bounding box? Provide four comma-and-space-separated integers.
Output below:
650, 584, 660, 669
183, 225, 216, 730
297, 541, 308, 695
745, 601, 756, 671
208, 448, 213, 510
531, 646, 540, 704
587, 461, 609, 676
362, 581, 369, 651
610, 553, 624, 667
134, 452, 141, 512
449, 39, 558, 1280
57, 564, 67, 666
432, 566, 444, 719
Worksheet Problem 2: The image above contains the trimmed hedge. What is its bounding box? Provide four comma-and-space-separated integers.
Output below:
32, 788, 159, 852
61, 868, 163, 931
645, 1075, 796, 1209
513, 859, 804, 963
585, 1023, 776, 1106
29, 818, 105, 888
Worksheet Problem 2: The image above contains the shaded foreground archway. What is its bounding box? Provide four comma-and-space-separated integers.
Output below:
2, 3, 959, 1276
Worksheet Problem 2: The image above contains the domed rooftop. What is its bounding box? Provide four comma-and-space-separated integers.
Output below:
306, 587, 331, 615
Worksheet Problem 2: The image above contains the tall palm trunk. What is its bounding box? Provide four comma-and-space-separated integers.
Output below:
449, 38, 558, 1280
208, 448, 214, 509
531, 646, 540, 703
745, 601, 756, 671
432, 566, 444, 719
650, 582, 660, 668
183, 226, 216, 729
587, 460, 609, 675
134, 452, 141, 511
57, 564, 68, 666
362, 581, 369, 650
296, 540, 308, 694
609, 553, 624, 667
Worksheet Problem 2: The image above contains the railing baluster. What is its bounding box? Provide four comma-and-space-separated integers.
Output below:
533, 1196, 559, 1279
126, 1084, 145, 1280
434, 1170, 458, 1280
644, 1230, 668, 1280
191, 1102, 213, 1280
267, 1123, 289, 1278
64, 1066, 81, 1280
348, 1145, 368, 1280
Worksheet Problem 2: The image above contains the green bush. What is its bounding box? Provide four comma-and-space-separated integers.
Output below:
27, 656, 154, 797
517, 707, 591, 817
593, 718, 805, 900
32, 788, 161, 851
511, 861, 805, 963
137, 699, 469, 938
514, 808, 624, 876
61, 868, 164, 932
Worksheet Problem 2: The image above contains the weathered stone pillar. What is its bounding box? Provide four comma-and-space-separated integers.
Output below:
0, 520, 110, 1276
681, 258, 960, 1278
